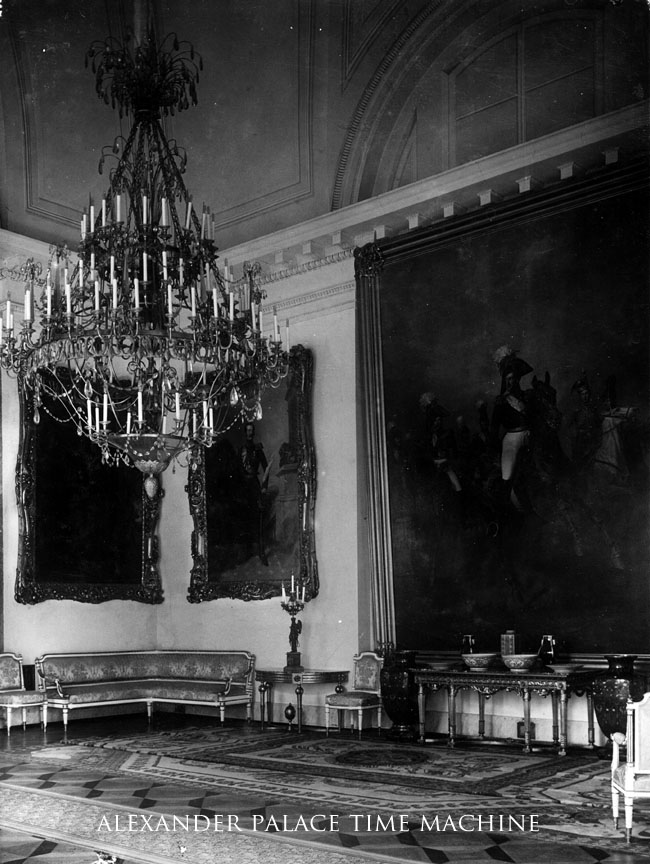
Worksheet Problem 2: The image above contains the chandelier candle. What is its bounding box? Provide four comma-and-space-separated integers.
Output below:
0, 26, 289, 493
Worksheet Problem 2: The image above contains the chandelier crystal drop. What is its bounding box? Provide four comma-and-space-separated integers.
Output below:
1, 28, 288, 479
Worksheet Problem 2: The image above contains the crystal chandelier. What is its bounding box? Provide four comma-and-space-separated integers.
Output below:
0, 28, 288, 482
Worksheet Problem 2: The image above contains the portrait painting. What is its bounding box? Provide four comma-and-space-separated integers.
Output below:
187, 345, 317, 601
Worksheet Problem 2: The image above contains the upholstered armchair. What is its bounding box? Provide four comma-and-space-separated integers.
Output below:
325, 651, 383, 739
611, 692, 650, 842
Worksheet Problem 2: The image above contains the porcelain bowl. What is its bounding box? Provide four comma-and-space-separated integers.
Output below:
502, 653, 538, 671
547, 663, 583, 675
461, 652, 499, 671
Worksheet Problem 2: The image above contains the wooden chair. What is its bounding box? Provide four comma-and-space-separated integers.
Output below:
325, 651, 383, 738
0, 652, 47, 735
611, 692, 650, 842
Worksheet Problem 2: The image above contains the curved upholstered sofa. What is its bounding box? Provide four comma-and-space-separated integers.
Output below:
35, 649, 255, 730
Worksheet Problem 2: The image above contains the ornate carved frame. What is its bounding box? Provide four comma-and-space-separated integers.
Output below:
186, 344, 318, 602
14, 379, 163, 604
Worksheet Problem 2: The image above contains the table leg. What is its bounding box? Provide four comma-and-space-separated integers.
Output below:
258, 682, 268, 729
559, 690, 568, 756
295, 683, 304, 734
448, 685, 456, 748
418, 683, 426, 743
587, 693, 595, 748
478, 692, 486, 738
522, 689, 532, 753
551, 691, 559, 745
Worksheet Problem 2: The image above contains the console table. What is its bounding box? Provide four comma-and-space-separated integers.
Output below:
414, 668, 594, 755
255, 668, 348, 733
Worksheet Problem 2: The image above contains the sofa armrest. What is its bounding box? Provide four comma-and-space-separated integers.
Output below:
36, 667, 67, 699
223, 677, 232, 696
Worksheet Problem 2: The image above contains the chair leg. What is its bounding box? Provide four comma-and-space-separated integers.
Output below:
62, 705, 69, 731
377, 706, 382, 736
5, 707, 11, 737
612, 785, 619, 830
42, 704, 48, 731
337, 709, 343, 733
22, 707, 27, 730
358, 709, 363, 739
624, 796, 634, 843
325, 705, 330, 736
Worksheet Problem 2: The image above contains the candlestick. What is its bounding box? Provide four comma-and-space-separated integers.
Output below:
280, 574, 306, 673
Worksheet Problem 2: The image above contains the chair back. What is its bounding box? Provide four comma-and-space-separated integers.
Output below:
353, 652, 383, 693
631, 692, 650, 773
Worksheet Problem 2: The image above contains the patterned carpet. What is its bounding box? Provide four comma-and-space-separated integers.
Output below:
2, 721, 650, 863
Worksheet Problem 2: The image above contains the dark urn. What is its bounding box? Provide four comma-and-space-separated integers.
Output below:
592, 654, 646, 738
380, 649, 420, 741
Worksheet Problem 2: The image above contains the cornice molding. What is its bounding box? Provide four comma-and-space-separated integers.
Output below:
261, 281, 355, 320
258, 248, 354, 285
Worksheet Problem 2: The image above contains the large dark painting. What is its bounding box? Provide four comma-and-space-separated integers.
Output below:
187, 344, 317, 602
15, 382, 163, 604
358, 158, 649, 656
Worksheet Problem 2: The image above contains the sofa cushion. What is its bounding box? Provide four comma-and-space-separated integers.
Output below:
45, 679, 247, 706
0, 689, 45, 706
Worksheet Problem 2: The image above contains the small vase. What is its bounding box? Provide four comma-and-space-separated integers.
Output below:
592, 654, 646, 738
380, 649, 419, 741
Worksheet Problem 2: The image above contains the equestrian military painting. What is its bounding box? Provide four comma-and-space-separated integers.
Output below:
379, 184, 649, 654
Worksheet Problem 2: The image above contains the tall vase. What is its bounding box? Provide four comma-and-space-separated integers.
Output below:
592, 654, 646, 739
380, 649, 419, 741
